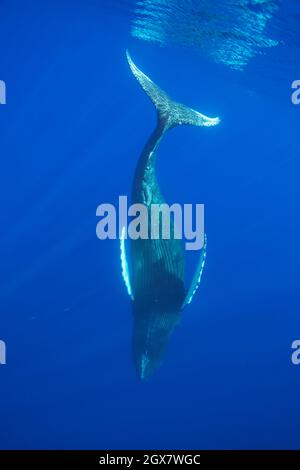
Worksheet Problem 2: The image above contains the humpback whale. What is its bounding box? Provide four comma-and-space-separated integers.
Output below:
121, 52, 220, 380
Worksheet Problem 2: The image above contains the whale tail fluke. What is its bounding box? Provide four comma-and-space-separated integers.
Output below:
126, 50, 220, 130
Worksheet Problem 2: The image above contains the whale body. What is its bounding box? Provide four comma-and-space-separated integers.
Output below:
121, 52, 220, 380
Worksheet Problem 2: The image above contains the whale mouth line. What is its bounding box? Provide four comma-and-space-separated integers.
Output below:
133, 307, 182, 380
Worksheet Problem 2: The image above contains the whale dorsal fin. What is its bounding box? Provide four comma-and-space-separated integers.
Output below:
126, 51, 220, 130
120, 226, 134, 300
182, 235, 207, 309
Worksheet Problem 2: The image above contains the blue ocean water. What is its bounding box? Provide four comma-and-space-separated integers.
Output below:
0, 0, 299, 449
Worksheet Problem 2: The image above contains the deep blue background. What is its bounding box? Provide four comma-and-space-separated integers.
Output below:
0, 0, 299, 449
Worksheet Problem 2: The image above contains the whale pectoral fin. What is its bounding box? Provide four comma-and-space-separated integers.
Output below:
120, 227, 134, 300
182, 235, 207, 309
